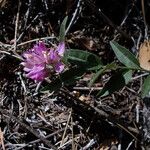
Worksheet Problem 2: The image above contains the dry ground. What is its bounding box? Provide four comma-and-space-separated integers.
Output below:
1, 0, 150, 149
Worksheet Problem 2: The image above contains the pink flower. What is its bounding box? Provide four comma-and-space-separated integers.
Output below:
57, 42, 65, 56
49, 42, 65, 73
21, 41, 65, 81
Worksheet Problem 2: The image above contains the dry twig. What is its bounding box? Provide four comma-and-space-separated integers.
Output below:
0, 109, 57, 150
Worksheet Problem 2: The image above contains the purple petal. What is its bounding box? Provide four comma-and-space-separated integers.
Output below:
56, 42, 65, 56
23, 50, 46, 65
34, 41, 47, 54
27, 71, 46, 81
49, 49, 60, 63
21, 61, 34, 71
27, 65, 45, 75
54, 62, 64, 73
26, 65, 48, 81
22, 51, 32, 59
24, 67, 33, 72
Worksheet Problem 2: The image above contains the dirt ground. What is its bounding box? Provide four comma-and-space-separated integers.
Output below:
1, 0, 150, 149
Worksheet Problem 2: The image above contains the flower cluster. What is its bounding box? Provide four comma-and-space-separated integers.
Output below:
21, 41, 65, 81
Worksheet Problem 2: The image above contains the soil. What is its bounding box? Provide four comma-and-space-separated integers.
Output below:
0, 0, 150, 149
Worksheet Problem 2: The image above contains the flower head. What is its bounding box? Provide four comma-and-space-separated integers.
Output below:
21, 41, 65, 82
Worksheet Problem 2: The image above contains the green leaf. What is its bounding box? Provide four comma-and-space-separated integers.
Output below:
60, 67, 85, 85
64, 49, 103, 70
59, 16, 68, 42
110, 41, 140, 69
41, 78, 62, 92
89, 62, 118, 87
41, 67, 85, 92
97, 69, 132, 97
142, 75, 150, 98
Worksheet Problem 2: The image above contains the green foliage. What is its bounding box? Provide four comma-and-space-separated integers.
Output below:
59, 16, 68, 42
110, 41, 140, 69
42, 47, 103, 92
97, 69, 132, 97
64, 49, 103, 70
42, 38, 149, 99
142, 75, 150, 98
41, 67, 85, 92
89, 62, 118, 87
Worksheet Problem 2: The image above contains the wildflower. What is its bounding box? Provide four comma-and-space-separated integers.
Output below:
21, 41, 65, 81
49, 42, 65, 73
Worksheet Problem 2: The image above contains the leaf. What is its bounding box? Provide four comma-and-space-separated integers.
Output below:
110, 41, 140, 69
97, 69, 132, 97
64, 49, 103, 70
89, 62, 118, 87
60, 67, 85, 85
141, 75, 150, 98
41, 67, 85, 92
41, 78, 62, 92
139, 40, 150, 71
59, 16, 68, 42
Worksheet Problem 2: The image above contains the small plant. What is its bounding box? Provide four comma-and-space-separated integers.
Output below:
21, 17, 103, 90
21, 17, 150, 99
